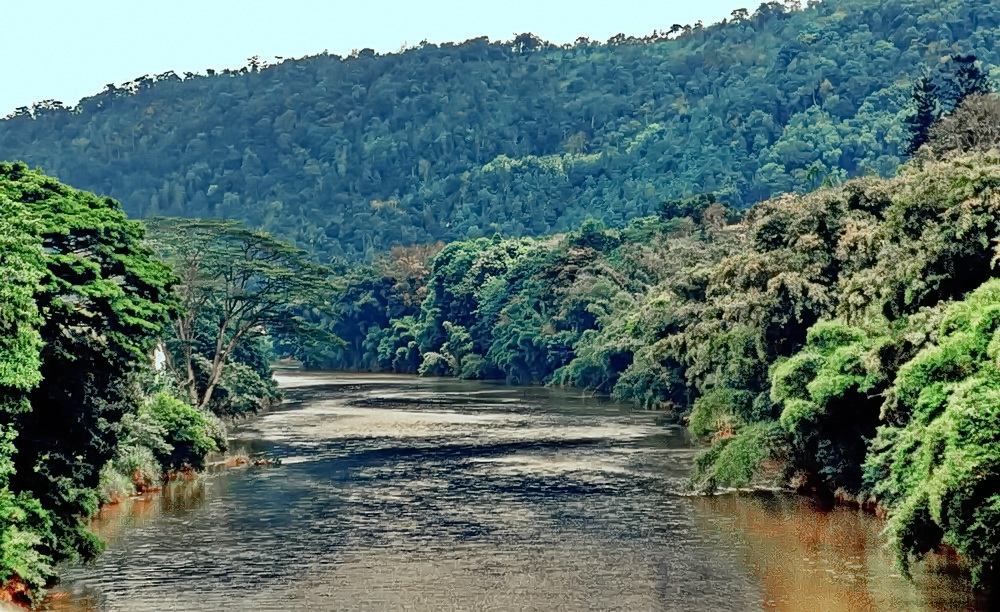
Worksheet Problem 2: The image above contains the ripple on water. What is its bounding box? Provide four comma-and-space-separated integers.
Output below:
46, 373, 983, 612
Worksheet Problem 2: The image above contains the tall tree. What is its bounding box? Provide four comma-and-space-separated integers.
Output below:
146, 218, 340, 410
904, 74, 940, 156
942, 53, 992, 112
927, 93, 1000, 153
0, 195, 47, 596
0, 162, 176, 591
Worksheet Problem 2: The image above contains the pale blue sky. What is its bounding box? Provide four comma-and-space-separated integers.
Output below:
2, 0, 753, 116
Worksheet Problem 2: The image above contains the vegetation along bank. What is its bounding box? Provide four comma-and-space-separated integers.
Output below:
0, 164, 331, 606
4, 0, 1000, 602
293, 62, 1000, 588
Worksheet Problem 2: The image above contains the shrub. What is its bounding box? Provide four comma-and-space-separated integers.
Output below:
145, 392, 222, 471
864, 279, 1000, 586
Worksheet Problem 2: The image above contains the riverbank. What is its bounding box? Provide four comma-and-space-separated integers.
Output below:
1, 436, 278, 609
301, 154, 1000, 588
0, 579, 30, 610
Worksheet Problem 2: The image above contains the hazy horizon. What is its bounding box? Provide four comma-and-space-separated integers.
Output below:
1, 0, 758, 116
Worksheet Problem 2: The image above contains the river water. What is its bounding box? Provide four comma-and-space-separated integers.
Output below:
46, 372, 984, 611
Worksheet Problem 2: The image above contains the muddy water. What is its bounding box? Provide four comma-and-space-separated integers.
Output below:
46, 373, 983, 611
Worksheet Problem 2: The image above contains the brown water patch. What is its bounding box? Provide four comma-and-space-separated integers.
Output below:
690, 493, 983, 611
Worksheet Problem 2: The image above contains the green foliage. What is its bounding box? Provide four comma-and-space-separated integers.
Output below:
939, 54, 993, 113
660, 194, 712, 222
98, 371, 227, 503
302, 244, 441, 371
0, 166, 262, 600
0, 199, 43, 412
98, 446, 160, 501
320, 149, 1000, 585
864, 280, 1000, 586
689, 388, 755, 440
767, 321, 889, 493
147, 217, 335, 411
375, 316, 423, 373
0, 163, 176, 594
904, 54, 994, 157
5, 0, 1000, 592
903, 75, 939, 157
417, 353, 450, 378
692, 423, 787, 493
0, 426, 52, 591
684, 152, 1000, 498
6, 0, 1000, 260
200, 356, 280, 417
428, 322, 478, 379
143, 392, 222, 472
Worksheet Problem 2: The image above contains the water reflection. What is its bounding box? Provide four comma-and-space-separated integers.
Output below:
691, 493, 985, 611
44, 373, 982, 611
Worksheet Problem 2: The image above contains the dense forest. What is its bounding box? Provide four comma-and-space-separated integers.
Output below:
294, 67, 1000, 586
4, 0, 1000, 261
0, 164, 325, 605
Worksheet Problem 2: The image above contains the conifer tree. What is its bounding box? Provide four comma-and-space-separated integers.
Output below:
904, 75, 939, 156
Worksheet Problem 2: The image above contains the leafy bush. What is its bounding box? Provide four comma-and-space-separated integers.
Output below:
202, 358, 280, 417
145, 392, 223, 471
864, 279, 1000, 586
692, 423, 787, 493
0, 164, 174, 594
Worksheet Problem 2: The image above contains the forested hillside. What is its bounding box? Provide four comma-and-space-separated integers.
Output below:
3, 0, 1000, 260
256, 33, 1000, 578
6, 0, 1000, 596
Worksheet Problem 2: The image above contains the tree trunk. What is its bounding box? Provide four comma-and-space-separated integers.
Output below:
198, 356, 227, 411
174, 318, 200, 406
197, 325, 248, 411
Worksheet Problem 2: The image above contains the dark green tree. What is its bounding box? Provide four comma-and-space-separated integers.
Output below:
0, 162, 176, 594
941, 53, 992, 112
904, 75, 939, 156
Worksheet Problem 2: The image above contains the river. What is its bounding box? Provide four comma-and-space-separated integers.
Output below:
45, 372, 984, 611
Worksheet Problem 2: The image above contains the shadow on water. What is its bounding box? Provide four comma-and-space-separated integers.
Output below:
43, 372, 990, 611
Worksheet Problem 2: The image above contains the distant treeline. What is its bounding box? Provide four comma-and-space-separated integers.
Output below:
3, 0, 1000, 260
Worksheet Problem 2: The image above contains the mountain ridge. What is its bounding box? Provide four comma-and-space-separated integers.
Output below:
1, 0, 998, 260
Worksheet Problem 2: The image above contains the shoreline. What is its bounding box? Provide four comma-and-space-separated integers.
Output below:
3, 395, 281, 610
22, 372, 987, 609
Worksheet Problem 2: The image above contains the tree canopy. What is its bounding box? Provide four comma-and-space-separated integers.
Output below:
309, 147, 1000, 587
5, 0, 1000, 596
3, 0, 1000, 260
0, 162, 176, 597
145, 218, 339, 411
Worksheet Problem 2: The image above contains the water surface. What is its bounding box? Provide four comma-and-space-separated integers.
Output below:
47, 373, 982, 611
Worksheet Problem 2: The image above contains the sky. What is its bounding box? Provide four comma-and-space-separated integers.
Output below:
2, 0, 752, 116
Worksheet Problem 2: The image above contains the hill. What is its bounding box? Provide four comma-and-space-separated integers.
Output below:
1, 0, 999, 261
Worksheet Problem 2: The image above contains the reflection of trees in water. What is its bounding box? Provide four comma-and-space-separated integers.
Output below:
689, 493, 980, 612
44, 481, 213, 611
88, 479, 209, 542
160, 479, 210, 514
